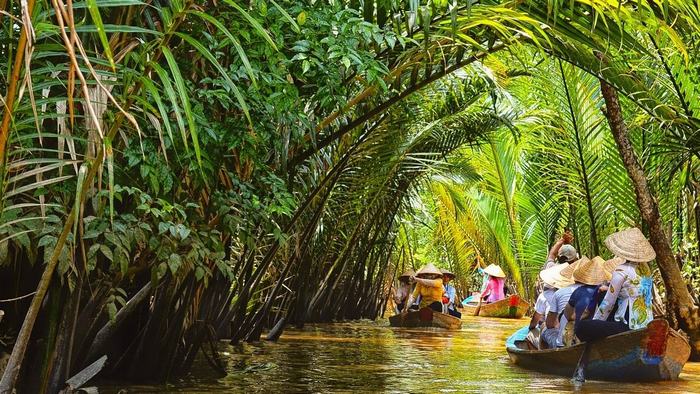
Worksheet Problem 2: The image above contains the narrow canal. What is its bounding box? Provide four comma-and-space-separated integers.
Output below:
101, 315, 700, 393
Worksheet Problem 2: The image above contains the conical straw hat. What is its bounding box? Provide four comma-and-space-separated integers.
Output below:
540, 262, 574, 289
604, 227, 656, 263
571, 256, 607, 286
560, 256, 589, 280
603, 256, 625, 281
440, 268, 455, 278
483, 264, 506, 278
416, 263, 443, 277
399, 269, 415, 279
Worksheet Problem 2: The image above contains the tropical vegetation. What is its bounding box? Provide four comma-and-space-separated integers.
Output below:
1, 0, 700, 391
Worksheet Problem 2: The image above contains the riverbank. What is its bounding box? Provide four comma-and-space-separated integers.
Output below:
100, 315, 700, 393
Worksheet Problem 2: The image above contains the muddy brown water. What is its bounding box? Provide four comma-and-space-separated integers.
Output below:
100, 315, 699, 393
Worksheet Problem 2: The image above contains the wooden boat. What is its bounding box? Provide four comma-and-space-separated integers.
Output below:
389, 307, 462, 330
506, 319, 691, 381
463, 295, 528, 318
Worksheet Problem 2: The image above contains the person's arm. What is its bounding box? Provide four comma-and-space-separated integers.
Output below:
545, 311, 559, 329
563, 304, 575, 322
529, 311, 543, 330
547, 238, 565, 262
593, 270, 625, 321
413, 277, 442, 288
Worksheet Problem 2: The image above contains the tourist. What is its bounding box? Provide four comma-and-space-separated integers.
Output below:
393, 269, 415, 313
538, 261, 577, 348
404, 263, 444, 312
441, 269, 462, 318
544, 230, 578, 271
575, 228, 656, 342
481, 264, 506, 303
527, 263, 568, 348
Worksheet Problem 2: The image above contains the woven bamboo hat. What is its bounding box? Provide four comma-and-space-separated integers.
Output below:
399, 269, 415, 279
560, 256, 588, 280
603, 256, 625, 281
483, 264, 506, 278
440, 268, 456, 278
540, 262, 574, 289
604, 227, 656, 263
570, 256, 608, 286
416, 263, 443, 277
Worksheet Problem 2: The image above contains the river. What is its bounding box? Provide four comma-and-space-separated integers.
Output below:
101, 315, 700, 393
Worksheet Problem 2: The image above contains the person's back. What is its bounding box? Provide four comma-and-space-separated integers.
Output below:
485, 276, 505, 303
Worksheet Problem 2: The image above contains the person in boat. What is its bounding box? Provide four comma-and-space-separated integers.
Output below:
537, 261, 577, 348
544, 230, 578, 271
563, 256, 622, 325
441, 269, 462, 318
481, 264, 506, 303
531, 231, 578, 330
575, 228, 656, 343
404, 263, 444, 313
393, 269, 415, 314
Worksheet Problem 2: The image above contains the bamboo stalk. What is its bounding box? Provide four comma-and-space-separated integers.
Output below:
0, 0, 36, 166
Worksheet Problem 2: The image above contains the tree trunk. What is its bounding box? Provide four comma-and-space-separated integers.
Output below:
598, 73, 700, 360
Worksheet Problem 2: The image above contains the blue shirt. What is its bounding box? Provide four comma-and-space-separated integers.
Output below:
567, 285, 599, 323
444, 284, 456, 310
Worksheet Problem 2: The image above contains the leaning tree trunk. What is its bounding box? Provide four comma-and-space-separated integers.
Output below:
598, 73, 700, 360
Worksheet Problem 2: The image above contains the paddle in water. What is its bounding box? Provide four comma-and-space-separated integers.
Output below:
572, 342, 591, 385
473, 292, 483, 316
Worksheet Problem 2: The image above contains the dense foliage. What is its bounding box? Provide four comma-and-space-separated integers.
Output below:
1, 0, 700, 390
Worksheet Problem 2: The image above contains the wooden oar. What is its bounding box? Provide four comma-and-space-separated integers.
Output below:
473, 293, 483, 316
572, 342, 591, 385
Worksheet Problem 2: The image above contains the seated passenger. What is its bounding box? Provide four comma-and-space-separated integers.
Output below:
538, 260, 578, 348
441, 269, 462, 318
404, 263, 444, 313
563, 256, 608, 325
393, 269, 415, 313
481, 264, 506, 303
576, 228, 656, 342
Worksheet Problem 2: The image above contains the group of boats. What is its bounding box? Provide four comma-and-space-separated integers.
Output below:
389, 294, 692, 382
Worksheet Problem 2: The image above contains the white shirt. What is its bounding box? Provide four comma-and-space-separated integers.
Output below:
550, 283, 582, 346
594, 262, 654, 329
535, 289, 556, 315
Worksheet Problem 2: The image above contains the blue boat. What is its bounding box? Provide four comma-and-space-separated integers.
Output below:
506, 319, 691, 381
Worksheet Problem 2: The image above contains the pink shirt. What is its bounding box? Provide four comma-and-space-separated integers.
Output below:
484, 276, 505, 303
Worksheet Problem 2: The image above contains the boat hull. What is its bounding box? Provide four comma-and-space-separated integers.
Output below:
463, 295, 528, 318
389, 308, 462, 330
506, 319, 691, 381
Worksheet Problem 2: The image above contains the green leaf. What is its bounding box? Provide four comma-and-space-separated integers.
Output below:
221, 0, 277, 50
86, 0, 116, 70
189, 10, 258, 88
168, 253, 182, 275
173, 32, 251, 126
151, 62, 188, 151
297, 11, 307, 26
270, 0, 300, 32
100, 244, 113, 261
161, 46, 202, 168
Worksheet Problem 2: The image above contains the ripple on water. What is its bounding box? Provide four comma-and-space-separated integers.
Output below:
99, 315, 700, 393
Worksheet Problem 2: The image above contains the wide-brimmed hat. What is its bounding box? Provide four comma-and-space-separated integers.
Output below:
558, 244, 578, 262
399, 269, 415, 280
560, 256, 588, 280
604, 227, 656, 263
416, 263, 443, 277
440, 268, 455, 278
570, 256, 608, 286
483, 264, 506, 278
603, 256, 625, 281
540, 262, 574, 289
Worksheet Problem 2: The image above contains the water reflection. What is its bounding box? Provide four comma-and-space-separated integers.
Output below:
100, 315, 700, 393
